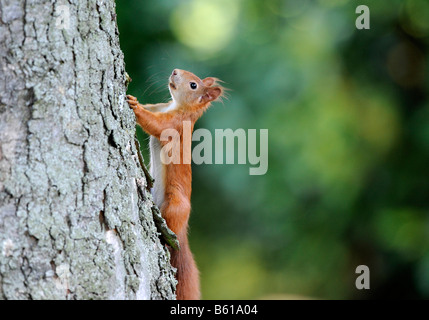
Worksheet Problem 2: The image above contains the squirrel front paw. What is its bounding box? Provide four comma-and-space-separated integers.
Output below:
126, 95, 140, 110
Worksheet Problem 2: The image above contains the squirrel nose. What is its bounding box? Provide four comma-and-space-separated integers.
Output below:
172, 69, 178, 76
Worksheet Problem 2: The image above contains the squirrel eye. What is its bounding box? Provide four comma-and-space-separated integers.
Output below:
190, 82, 197, 90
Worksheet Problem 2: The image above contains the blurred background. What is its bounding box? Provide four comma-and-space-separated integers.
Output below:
117, 0, 429, 299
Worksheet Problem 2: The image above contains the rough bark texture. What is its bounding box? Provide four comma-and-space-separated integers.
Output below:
0, 0, 176, 299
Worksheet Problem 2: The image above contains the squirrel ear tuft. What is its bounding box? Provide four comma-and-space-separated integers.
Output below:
202, 77, 217, 87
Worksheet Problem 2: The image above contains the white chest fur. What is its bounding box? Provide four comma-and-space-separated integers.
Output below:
148, 100, 178, 208
150, 136, 165, 208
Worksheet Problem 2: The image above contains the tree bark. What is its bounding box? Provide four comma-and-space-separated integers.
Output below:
0, 0, 176, 299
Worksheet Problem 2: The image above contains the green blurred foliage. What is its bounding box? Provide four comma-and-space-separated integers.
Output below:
117, 0, 429, 299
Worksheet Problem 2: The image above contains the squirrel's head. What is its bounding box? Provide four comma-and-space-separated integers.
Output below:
168, 69, 224, 109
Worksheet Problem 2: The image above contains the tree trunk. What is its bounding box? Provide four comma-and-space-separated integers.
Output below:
0, 0, 176, 299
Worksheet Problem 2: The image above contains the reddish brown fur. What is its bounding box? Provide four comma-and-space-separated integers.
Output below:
127, 69, 223, 300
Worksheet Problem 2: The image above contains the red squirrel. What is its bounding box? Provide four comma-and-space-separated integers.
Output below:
127, 69, 224, 300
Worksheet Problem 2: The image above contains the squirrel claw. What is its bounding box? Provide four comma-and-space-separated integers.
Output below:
126, 95, 139, 109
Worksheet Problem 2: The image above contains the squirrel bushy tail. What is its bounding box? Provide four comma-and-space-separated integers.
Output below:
171, 231, 200, 300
